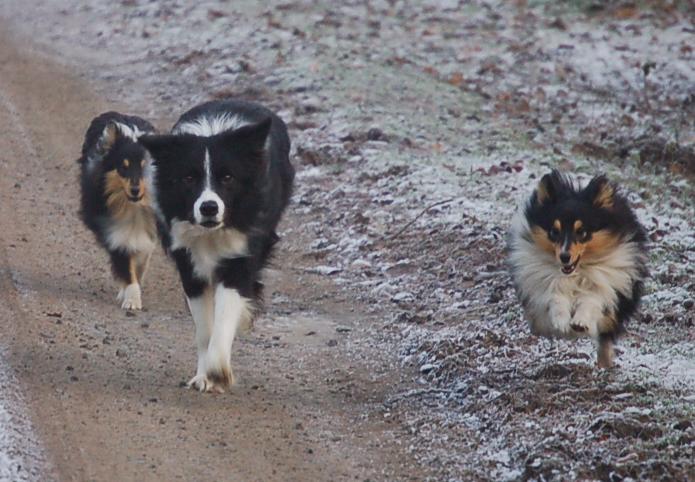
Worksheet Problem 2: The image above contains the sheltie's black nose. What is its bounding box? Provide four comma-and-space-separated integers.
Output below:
559, 252, 571, 264
200, 200, 219, 217
130, 186, 140, 198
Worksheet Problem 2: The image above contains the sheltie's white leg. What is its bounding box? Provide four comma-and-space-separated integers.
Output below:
119, 255, 142, 310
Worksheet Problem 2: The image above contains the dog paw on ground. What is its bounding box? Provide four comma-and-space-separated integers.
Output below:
187, 374, 226, 393
118, 283, 142, 310
570, 322, 588, 333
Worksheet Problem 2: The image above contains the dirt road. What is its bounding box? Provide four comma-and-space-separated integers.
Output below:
1, 1, 694, 481
0, 26, 419, 482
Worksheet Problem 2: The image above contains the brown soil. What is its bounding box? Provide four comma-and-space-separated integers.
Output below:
0, 27, 418, 482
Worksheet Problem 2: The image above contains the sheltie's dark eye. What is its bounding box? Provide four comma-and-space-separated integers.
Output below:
549, 227, 560, 241
577, 228, 589, 242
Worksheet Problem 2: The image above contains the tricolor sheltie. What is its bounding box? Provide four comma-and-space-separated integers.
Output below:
78, 112, 157, 310
508, 170, 647, 368
139, 99, 294, 393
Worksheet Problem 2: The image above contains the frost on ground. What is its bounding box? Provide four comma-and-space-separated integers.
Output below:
3, 0, 693, 480
0, 350, 47, 481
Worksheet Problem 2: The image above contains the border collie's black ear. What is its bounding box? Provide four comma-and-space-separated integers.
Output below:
138, 134, 178, 163
585, 175, 614, 209
95, 123, 119, 157
226, 117, 272, 150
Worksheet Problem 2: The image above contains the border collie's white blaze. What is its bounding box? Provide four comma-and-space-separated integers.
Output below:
508, 170, 647, 368
192, 149, 225, 226
78, 112, 157, 311
140, 99, 295, 393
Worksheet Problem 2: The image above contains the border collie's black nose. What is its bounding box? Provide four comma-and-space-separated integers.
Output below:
200, 201, 219, 217
560, 253, 571, 264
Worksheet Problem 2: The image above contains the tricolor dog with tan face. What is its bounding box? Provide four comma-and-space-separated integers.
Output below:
140, 99, 294, 393
78, 112, 157, 310
508, 170, 647, 368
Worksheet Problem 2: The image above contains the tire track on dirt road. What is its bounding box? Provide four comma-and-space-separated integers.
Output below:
0, 26, 419, 482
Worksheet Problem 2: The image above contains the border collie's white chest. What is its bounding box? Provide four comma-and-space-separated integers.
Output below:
170, 219, 249, 281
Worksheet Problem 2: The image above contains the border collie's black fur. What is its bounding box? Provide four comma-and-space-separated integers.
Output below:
508, 170, 648, 367
140, 99, 294, 392
78, 112, 157, 310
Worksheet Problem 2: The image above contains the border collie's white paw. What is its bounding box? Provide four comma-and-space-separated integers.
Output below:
118, 283, 142, 310
187, 374, 226, 393
204, 354, 235, 391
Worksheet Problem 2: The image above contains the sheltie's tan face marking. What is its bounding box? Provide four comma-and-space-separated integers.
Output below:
104, 168, 149, 220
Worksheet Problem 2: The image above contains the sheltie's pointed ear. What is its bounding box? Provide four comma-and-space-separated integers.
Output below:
138, 134, 178, 164
585, 175, 614, 209
95, 123, 119, 157
536, 171, 558, 205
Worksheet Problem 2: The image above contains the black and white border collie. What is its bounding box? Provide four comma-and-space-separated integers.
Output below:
140, 100, 294, 393
508, 170, 648, 368
79, 112, 158, 310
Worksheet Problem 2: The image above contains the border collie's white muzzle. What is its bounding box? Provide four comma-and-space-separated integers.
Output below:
194, 188, 225, 228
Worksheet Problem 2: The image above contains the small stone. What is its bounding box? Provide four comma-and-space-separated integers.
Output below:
335, 326, 352, 333
420, 364, 435, 374
673, 419, 692, 431
367, 128, 385, 141
116, 349, 127, 358
683, 299, 694, 310
327, 339, 338, 347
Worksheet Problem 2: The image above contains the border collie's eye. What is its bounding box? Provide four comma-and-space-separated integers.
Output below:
221, 174, 234, 185
549, 227, 560, 241
577, 229, 589, 242
182, 175, 195, 184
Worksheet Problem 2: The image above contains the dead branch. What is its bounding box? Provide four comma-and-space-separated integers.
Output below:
385, 198, 455, 241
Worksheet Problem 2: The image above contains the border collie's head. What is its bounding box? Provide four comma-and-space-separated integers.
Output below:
524, 170, 640, 275
97, 123, 150, 203
139, 118, 271, 231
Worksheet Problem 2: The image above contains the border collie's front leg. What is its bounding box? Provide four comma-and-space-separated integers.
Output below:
205, 258, 255, 391
172, 249, 216, 392
205, 285, 252, 390
110, 249, 141, 310
186, 287, 215, 391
